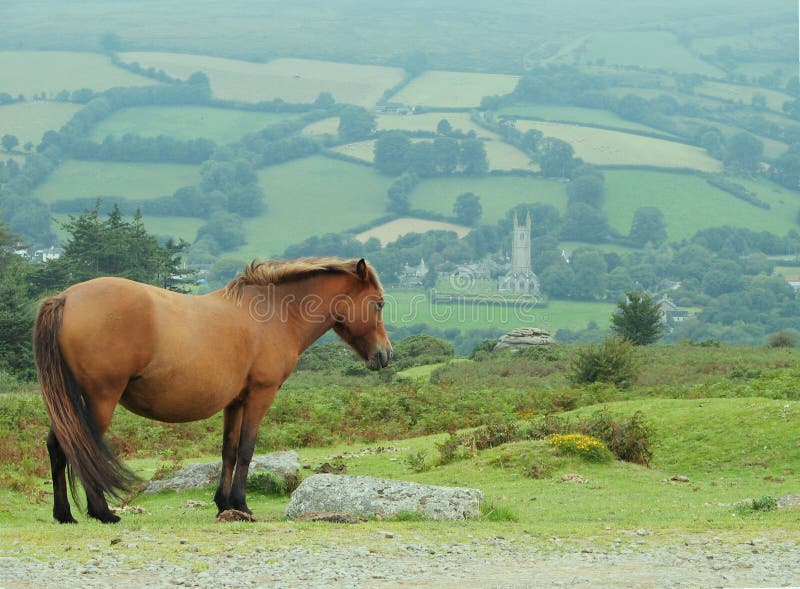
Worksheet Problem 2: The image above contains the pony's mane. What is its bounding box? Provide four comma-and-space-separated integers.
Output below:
224, 257, 382, 302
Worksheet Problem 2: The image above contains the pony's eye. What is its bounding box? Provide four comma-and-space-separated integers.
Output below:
376, 301, 385, 311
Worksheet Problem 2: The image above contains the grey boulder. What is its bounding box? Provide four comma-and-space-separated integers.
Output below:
493, 327, 554, 350
285, 474, 483, 521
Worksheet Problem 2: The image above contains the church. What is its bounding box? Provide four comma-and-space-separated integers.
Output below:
498, 211, 540, 294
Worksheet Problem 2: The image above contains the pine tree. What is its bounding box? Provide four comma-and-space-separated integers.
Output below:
611, 291, 664, 345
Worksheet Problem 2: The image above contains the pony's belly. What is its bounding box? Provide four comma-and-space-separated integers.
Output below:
120, 380, 235, 423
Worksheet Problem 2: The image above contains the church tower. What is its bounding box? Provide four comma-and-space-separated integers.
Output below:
511, 211, 532, 274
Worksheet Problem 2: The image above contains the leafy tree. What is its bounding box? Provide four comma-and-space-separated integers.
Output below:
433, 136, 459, 174
386, 172, 418, 214
521, 129, 543, 153
560, 202, 610, 242
195, 212, 246, 252
771, 150, 800, 190
539, 138, 579, 178
407, 141, 437, 177
628, 206, 667, 247
459, 138, 488, 175
313, 92, 335, 109
436, 119, 453, 136
374, 132, 411, 175
100, 32, 122, 53
338, 106, 376, 142
724, 132, 764, 172
611, 291, 664, 345
453, 192, 482, 226
566, 174, 604, 208
1, 134, 18, 152
540, 263, 576, 299
571, 249, 607, 300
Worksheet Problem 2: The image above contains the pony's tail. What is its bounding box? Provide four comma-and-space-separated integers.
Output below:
34, 296, 138, 502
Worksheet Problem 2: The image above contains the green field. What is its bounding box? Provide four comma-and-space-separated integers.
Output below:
484, 140, 538, 171
582, 32, 724, 76
673, 116, 788, 159
498, 105, 664, 134
384, 289, 615, 332
0, 102, 81, 145
89, 106, 298, 143
0, 51, 156, 98
32, 160, 201, 203
392, 71, 520, 108
697, 81, 794, 112
232, 156, 393, 258
514, 120, 722, 171
119, 53, 404, 107
409, 176, 567, 222
604, 170, 800, 241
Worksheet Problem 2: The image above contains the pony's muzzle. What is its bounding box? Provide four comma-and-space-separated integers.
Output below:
368, 347, 393, 371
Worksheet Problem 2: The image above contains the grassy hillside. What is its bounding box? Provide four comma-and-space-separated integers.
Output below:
0, 51, 156, 97
119, 52, 404, 107
498, 105, 664, 134
356, 218, 471, 246
581, 32, 724, 76
89, 106, 299, 143
232, 156, 392, 258
408, 176, 567, 222
0, 102, 81, 145
32, 160, 201, 203
603, 170, 800, 241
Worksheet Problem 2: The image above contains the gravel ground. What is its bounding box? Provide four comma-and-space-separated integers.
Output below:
1, 536, 799, 589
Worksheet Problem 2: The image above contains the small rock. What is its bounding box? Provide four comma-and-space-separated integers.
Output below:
378, 530, 395, 539
636, 529, 652, 536
560, 474, 587, 484
670, 475, 690, 483
314, 462, 347, 474
215, 509, 257, 523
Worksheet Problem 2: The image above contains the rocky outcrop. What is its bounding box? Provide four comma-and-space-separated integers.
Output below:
285, 474, 483, 521
493, 327, 554, 350
144, 451, 300, 494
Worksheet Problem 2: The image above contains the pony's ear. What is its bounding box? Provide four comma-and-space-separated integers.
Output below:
356, 258, 368, 281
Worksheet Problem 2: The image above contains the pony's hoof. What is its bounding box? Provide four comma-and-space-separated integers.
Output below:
56, 516, 78, 524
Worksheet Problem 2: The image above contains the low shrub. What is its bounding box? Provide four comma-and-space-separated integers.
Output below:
548, 433, 613, 462
481, 501, 518, 522
403, 450, 431, 473
570, 337, 639, 388
247, 471, 299, 496
580, 408, 654, 466
766, 330, 797, 348
735, 495, 778, 515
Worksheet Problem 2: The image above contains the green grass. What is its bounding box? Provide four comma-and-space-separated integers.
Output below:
89, 106, 299, 143
119, 53, 404, 107
513, 120, 722, 171
0, 51, 156, 98
603, 170, 800, 241
409, 176, 567, 223
383, 289, 614, 332
0, 102, 81, 145
582, 32, 723, 76
498, 105, 664, 134
232, 156, 393, 258
392, 71, 520, 108
696, 81, 794, 112
31, 160, 201, 204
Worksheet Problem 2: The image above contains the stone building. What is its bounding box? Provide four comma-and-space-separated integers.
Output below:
498, 212, 539, 294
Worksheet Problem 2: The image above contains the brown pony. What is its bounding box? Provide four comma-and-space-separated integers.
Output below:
34, 257, 392, 523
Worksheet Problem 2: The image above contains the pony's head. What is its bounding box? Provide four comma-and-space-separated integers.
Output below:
333, 259, 393, 371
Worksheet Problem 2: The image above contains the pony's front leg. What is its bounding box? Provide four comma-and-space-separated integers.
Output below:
226, 385, 279, 516
214, 399, 244, 514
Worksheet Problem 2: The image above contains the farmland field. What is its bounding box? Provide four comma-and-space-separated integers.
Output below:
483, 140, 538, 171
384, 288, 614, 332
301, 117, 340, 136
581, 32, 723, 76
31, 160, 201, 203
498, 105, 663, 134
409, 176, 567, 222
330, 140, 377, 163
513, 120, 722, 171
355, 218, 471, 246
119, 52, 404, 107
604, 170, 800, 241
89, 106, 298, 143
0, 51, 156, 98
392, 71, 520, 108
0, 102, 81, 145
696, 81, 794, 112
376, 112, 498, 139
232, 156, 392, 258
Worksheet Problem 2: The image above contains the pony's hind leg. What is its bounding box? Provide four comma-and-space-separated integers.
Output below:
83, 392, 125, 524
47, 428, 77, 524
214, 399, 244, 514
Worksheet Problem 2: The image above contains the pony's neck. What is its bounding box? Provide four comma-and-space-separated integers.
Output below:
265, 274, 355, 355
